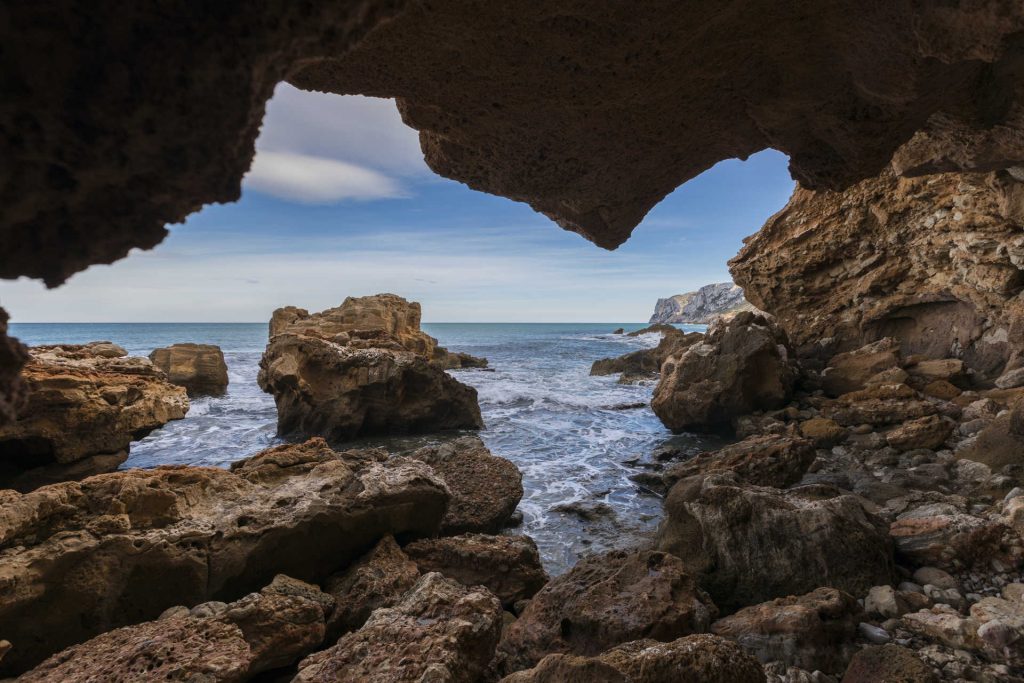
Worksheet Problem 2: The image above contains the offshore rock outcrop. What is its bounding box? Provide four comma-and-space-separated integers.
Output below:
649, 283, 758, 324
590, 327, 702, 383
148, 342, 229, 396
731, 169, 1024, 380
0, 438, 448, 675
259, 294, 483, 442
0, 342, 188, 491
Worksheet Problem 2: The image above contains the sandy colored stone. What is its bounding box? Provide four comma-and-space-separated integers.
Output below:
591, 328, 702, 383
820, 339, 902, 398
800, 417, 848, 448
885, 415, 954, 452
662, 434, 815, 491
840, 644, 937, 683
149, 343, 229, 396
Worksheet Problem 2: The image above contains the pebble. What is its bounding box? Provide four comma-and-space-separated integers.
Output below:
858, 621, 891, 644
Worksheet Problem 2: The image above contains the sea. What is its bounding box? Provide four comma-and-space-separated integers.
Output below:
10, 322, 722, 574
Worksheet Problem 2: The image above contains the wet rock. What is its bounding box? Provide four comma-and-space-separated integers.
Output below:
443, 351, 490, 369
404, 533, 548, 607
294, 572, 502, 683
501, 634, 765, 682
18, 574, 332, 682
591, 328, 702, 383
659, 474, 893, 611
662, 434, 815, 491
148, 342, 229, 396
323, 535, 420, 638
258, 295, 483, 442
408, 436, 523, 533
552, 500, 616, 521
820, 339, 902, 398
0, 438, 448, 675
840, 644, 937, 683
0, 342, 189, 491
800, 418, 848, 448
885, 415, 954, 452
652, 313, 798, 433
497, 549, 716, 673
711, 587, 860, 672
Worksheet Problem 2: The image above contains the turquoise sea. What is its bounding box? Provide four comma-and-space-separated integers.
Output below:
10, 322, 717, 573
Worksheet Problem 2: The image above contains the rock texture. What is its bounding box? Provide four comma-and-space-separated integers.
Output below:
148, 343, 229, 396
652, 313, 798, 433
731, 169, 1024, 379
0, 438, 448, 675
293, 572, 502, 683
662, 434, 816, 492
649, 283, 757, 324
259, 295, 483, 441
0, 342, 188, 490
590, 328, 702, 383
19, 574, 332, 682
0, 309, 28, 425
497, 549, 717, 673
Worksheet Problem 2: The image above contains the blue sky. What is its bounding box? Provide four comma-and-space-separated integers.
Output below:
2, 85, 796, 322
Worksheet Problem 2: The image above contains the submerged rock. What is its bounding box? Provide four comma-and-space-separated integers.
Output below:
294, 572, 502, 683
0, 342, 188, 491
148, 342, 229, 396
652, 312, 798, 433
0, 438, 448, 675
258, 294, 483, 442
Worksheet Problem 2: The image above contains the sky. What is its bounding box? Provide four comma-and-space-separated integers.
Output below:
1, 84, 796, 323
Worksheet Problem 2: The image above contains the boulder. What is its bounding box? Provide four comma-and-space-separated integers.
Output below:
825, 384, 937, 428
323, 535, 421, 638
501, 634, 765, 683
0, 438, 448, 675
658, 474, 893, 611
18, 574, 332, 682
0, 342, 188, 491
652, 312, 798, 433
662, 434, 815, 491
957, 402, 1024, 469
889, 503, 1010, 570
799, 417, 848, 448
885, 415, 954, 452
497, 549, 716, 673
148, 342, 229, 396
840, 644, 937, 683
591, 328, 702, 383
293, 572, 502, 683
259, 294, 483, 442
404, 533, 548, 607
821, 339, 902, 398
408, 436, 523, 533
711, 587, 860, 673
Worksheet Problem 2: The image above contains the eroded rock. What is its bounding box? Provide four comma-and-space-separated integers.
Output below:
591, 328, 702, 383
149, 343, 229, 396
662, 434, 815, 491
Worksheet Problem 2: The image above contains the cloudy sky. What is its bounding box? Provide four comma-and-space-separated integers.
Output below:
1, 84, 795, 323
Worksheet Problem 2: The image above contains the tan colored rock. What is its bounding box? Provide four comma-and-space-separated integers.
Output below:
0, 309, 28, 425
901, 604, 982, 650
800, 417, 848, 448
662, 434, 815, 491
404, 533, 548, 607
821, 339, 902, 398
711, 587, 860, 672
652, 313, 798, 433
922, 379, 961, 400
591, 328, 702, 383
840, 644, 937, 683
148, 342, 229, 396
658, 475, 892, 611
408, 436, 523, 534
497, 550, 716, 674
889, 505, 1009, 570
958, 405, 1024, 469
0, 438, 448, 676
18, 574, 332, 682
0, 342, 188, 491
294, 572, 502, 683
259, 296, 483, 442
885, 415, 954, 452
908, 358, 967, 386
501, 634, 765, 683
825, 383, 937, 428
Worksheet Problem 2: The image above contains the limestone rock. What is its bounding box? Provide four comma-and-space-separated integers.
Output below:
662, 434, 815, 491
825, 384, 937, 428
889, 504, 1010, 570
258, 296, 483, 441
710, 587, 860, 673
408, 437, 523, 534
957, 404, 1024, 469
591, 328, 702, 383
658, 474, 893, 611
652, 313, 798, 433
0, 438, 448, 675
501, 634, 765, 683
18, 574, 332, 682
0, 309, 28, 425
497, 549, 717, 673
885, 415, 955, 452
799, 418, 848, 448
404, 533, 548, 607
0, 342, 188, 491
649, 283, 758, 325
148, 343, 229, 396
840, 644, 937, 683
821, 339, 902, 398
293, 572, 502, 683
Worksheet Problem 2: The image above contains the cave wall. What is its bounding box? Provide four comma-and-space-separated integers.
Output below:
730, 169, 1024, 380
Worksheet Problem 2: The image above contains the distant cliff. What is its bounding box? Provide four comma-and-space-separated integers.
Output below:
649, 282, 758, 324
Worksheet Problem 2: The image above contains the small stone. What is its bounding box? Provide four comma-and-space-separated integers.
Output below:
858, 622, 891, 644
913, 567, 958, 590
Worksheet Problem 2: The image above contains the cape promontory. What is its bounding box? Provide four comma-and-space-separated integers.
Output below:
649, 283, 757, 324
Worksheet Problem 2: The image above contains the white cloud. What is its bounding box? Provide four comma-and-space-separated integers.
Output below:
244, 151, 405, 203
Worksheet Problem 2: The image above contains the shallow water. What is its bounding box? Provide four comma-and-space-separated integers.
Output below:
11, 322, 722, 574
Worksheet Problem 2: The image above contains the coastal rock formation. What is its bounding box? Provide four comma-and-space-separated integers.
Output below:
0, 438, 448, 675
658, 474, 893, 611
497, 549, 717, 673
590, 328, 702, 383
0, 342, 188, 490
148, 343, 229, 396
661, 434, 816, 492
19, 574, 332, 682
731, 169, 1024, 379
500, 634, 765, 683
649, 283, 757, 324
652, 313, 798, 433
840, 644, 937, 683
0, 309, 28, 425
259, 295, 483, 441
293, 572, 502, 683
